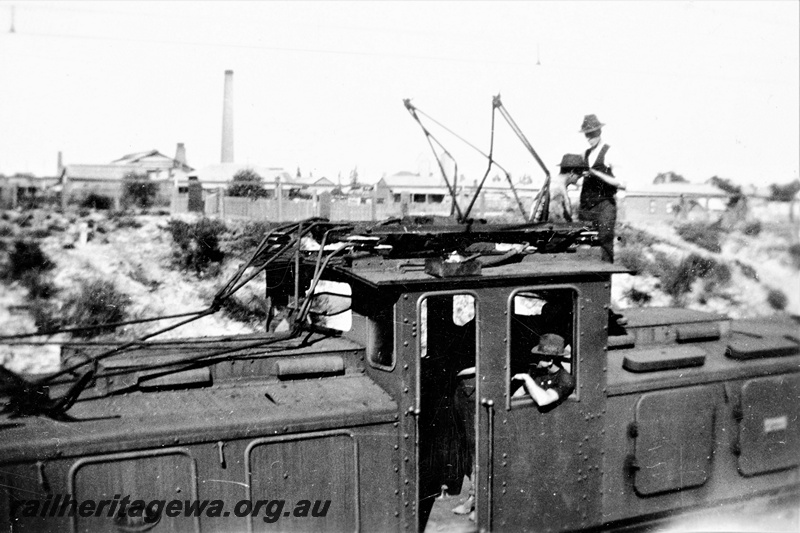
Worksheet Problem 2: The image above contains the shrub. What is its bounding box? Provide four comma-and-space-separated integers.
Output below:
614, 224, 660, 273
122, 173, 158, 208
60, 279, 130, 338
625, 287, 652, 305
659, 261, 693, 298
114, 216, 143, 229
0, 221, 15, 236
617, 247, 648, 274
28, 227, 52, 239
675, 222, 723, 253
226, 169, 269, 199
80, 193, 114, 210
166, 218, 226, 274
222, 295, 266, 324
225, 220, 276, 257
20, 271, 57, 299
616, 223, 658, 248
766, 288, 788, 311
735, 260, 759, 281
30, 299, 61, 333
658, 253, 730, 298
789, 243, 800, 269
4, 240, 54, 280
742, 220, 762, 236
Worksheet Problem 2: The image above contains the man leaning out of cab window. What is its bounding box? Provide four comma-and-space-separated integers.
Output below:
512, 333, 575, 407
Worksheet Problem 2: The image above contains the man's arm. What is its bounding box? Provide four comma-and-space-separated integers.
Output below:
512, 373, 560, 406
585, 168, 626, 190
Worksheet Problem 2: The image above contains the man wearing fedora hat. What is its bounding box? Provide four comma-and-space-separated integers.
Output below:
549, 153, 587, 223
512, 333, 575, 407
578, 114, 626, 262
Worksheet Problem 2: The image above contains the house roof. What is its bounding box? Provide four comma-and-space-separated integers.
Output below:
294, 176, 335, 187
113, 149, 194, 172
380, 171, 445, 189
114, 150, 161, 163
63, 164, 133, 180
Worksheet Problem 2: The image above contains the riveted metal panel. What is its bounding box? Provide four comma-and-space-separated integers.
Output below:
634, 387, 716, 496
738, 374, 800, 476
483, 281, 608, 532
1, 462, 67, 533
68, 447, 199, 533
245, 431, 358, 532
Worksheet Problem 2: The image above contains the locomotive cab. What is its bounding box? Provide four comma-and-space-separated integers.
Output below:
333, 244, 625, 532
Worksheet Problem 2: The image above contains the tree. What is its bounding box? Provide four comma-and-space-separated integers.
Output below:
653, 171, 688, 184
768, 180, 800, 201
226, 169, 269, 199
349, 166, 359, 188
122, 172, 158, 208
707, 176, 742, 196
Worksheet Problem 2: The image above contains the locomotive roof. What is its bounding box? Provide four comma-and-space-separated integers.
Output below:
332, 252, 627, 290
313, 219, 627, 290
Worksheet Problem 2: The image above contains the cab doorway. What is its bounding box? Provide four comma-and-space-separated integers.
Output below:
416, 292, 478, 532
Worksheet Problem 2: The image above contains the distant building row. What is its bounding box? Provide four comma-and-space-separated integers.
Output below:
2, 144, 798, 224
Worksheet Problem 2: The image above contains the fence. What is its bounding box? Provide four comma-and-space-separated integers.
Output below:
172, 182, 800, 225
171, 191, 463, 222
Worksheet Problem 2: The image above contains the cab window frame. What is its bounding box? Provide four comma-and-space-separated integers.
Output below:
366, 303, 397, 372
506, 284, 581, 410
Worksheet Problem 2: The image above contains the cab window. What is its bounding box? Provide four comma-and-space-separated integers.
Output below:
508, 288, 577, 405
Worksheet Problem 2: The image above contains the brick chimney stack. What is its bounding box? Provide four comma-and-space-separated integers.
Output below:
221, 70, 234, 163
175, 143, 187, 168
57, 151, 64, 175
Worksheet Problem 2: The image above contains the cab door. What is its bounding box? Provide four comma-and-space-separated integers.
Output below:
474, 283, 608, 533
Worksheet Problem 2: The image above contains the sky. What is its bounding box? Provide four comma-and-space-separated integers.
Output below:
0, 1, 797, 189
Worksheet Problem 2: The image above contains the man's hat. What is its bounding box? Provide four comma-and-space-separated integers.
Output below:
530, 333, 569, 360
557, 154, 587, 170
579, 114, 605, 134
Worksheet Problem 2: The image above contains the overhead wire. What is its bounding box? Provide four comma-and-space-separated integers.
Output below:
27, 217, 337, 386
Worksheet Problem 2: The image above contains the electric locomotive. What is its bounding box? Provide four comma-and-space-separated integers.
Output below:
1, 217, 798, 533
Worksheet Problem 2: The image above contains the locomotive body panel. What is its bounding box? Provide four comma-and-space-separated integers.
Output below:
1, 423, 401, 533
601, 307, 800, 528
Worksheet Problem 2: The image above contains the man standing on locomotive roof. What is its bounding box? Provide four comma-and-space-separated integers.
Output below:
578, 114, 626, 262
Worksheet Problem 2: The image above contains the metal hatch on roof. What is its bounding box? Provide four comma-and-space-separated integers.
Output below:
726, 335, 800, 360
623, 345, 706, 373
